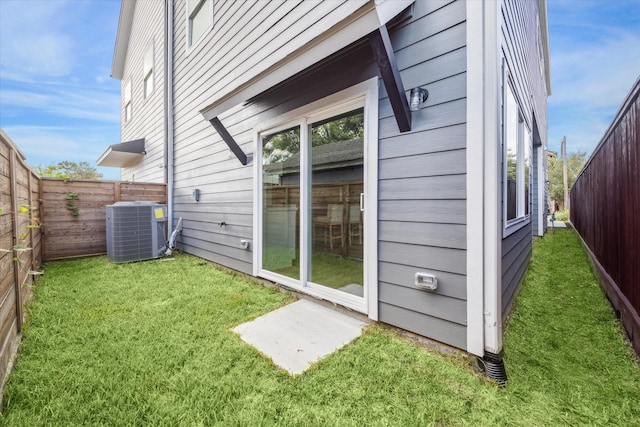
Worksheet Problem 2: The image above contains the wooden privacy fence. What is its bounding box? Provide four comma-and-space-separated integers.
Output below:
41, 179, 166, 260
0, 130, 42, 389
570, 77, 640, 357
0, 129, 167, 390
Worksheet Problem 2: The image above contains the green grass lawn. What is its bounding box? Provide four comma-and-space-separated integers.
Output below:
1, 229, 639, 426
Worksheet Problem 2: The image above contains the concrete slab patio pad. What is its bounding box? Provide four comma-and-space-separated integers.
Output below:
232, 299, 368, 375
547, 221, 568, 228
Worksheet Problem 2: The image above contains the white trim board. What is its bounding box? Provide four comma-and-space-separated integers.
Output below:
465, 0, 485, 357
466, 0, 503, 357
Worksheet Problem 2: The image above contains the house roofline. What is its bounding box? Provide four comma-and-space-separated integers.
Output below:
111, 0, 136, 80
538, 0, 552, 95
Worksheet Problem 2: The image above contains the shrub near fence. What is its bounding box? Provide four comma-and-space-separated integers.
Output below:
0, 129, 167, 392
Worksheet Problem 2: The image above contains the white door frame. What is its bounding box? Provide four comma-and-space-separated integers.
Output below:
253, 77, 379, 319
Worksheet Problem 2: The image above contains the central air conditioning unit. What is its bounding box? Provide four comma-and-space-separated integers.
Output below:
106, 202, 167, 263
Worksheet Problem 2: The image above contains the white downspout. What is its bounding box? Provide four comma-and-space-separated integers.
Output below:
466, 0, 485, 357
166, 0, 175, 229
482, 0, 503, 358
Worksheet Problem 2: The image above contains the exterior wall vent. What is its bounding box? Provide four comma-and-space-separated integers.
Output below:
106, 202, 167, 263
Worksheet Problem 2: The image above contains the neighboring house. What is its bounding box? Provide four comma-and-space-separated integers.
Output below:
98, 0, 551, 379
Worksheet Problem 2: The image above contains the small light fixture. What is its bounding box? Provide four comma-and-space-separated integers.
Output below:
409, 87, 429, 111
193, 188, 200, 202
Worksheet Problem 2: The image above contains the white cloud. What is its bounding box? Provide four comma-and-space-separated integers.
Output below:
0, 0, 76, 78
548, 1, 640, 157
551, 31, 640, 109
0, 87, 120, 123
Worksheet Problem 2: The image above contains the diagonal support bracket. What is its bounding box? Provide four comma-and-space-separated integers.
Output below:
369, 25, 411, 132
209, 117, 248, 165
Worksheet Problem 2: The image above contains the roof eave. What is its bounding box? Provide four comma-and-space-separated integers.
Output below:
97, 139, 146, 168
539, 0, 552, 95
111, 0, 136, 80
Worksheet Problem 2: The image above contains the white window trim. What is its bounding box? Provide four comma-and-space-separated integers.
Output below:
253, 77, 379, 320
124, 79, 132, 123
186, 0, 213, 51
143, 41, 154, 99
502, 67, 532, 238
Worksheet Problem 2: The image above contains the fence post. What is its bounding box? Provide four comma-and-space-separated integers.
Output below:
39, 179, 45, 263
114, 181, 121, 203
8, 149, 23, 333
27, 172, 34, 272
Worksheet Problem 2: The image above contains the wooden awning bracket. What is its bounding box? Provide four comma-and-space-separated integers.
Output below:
369, 25, 412, 133
209, 117, 249, 165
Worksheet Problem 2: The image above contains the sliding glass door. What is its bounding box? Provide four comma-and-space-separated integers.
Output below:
259, 99, 368, 310
308, 109, 364, 297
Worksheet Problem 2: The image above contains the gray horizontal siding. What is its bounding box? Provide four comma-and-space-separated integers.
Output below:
501, 223, 532, 317
498, 0, 547, 320
172, 14, 379, 275
379, 199, 466, 224
182, 244, 252, 276
379, 222, 466, 250
379, 303, 467, 350
379, 149, 466, 179
376, 0, 468, 350
379, 98, 466, 139
379, 175, 465, 200
379, 243, 466, 276
167, 0, 470, 350
379, 123, 466, 159
379, 284, 465, 325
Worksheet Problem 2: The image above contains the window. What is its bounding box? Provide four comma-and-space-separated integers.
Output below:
188, 0, 213, 48
503, 79, 531, 228
143, 44, 154, 99
124, 80, 132, 122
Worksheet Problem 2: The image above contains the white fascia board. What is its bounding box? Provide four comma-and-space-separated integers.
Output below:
96, 148, 144, 168
201, 3, 380, 121
374, 0, 414, 25
465, 0, 485, 357
111, 0, 136, 80
538, 0, 552, 95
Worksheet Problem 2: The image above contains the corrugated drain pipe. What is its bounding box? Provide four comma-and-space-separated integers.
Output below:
477, 351, 507, 386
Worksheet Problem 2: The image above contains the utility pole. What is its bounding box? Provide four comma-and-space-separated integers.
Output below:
561, 136, 569, 212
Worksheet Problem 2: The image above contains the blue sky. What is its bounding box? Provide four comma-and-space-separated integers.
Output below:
547, 0, 640, 156
0, 0, 639, 180
0, 0, 122, 180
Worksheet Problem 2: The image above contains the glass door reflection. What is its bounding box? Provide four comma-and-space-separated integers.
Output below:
262, 126, 301, 280
309, 108, 364, 297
